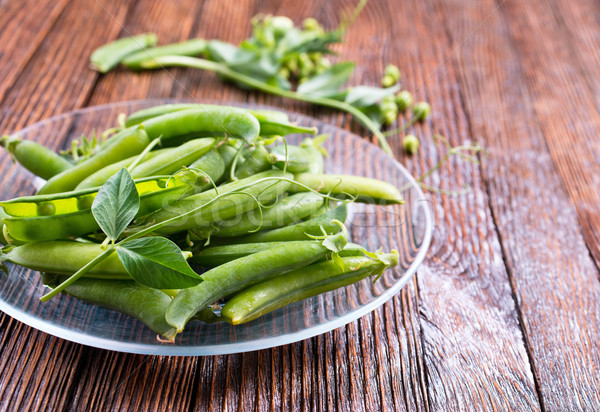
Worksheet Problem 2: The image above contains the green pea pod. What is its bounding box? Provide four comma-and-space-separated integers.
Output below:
125, 104, 220, 126
2, 176, 192, 242
142, 107, 260, 144
253, 117, 316, 137
217, 143, 239, 175
187, 148, 226, 190
0, 207, 10, 245
166, 231, 348, 332
38, 128, 150, 195
270, 144, 313, 173
41, 274, 176, 339
226, 203, 347, 243
124, 104, 315, 137
90, 33, 158, 73
130, 138, 215, 178
142, 170, 292, 235
125, 104, 288, 126
1, 241, 130, 278
234, 144, 272, 179
210, 192, 324, 238
192, 241, 364, 267
291, 173, 404, 204
76, 148, 169, 190
1, 135, 73, 180
220, 252, 399, 325
122, 39, 207, 70
300, 136, 326, 174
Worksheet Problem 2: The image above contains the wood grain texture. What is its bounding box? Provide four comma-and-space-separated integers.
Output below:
0, 0, 599, 410
434, 0, 600, 410
381, 0, 540, 409
0, 0, 70, 104
498, 0, 600, 272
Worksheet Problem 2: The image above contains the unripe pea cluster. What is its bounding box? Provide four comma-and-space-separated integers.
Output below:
276, 17, 332, 83
375, 64, 433, 155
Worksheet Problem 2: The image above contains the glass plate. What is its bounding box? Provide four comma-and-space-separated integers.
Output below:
0, 99, 432, 356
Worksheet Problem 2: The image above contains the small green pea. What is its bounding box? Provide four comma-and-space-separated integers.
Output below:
382, 95, 396, 105
403, 135, 420, 155
382, 109, 398, 126
380, 97, 398, 112
303, 17, 321, 31
309, 52, 322, 62
285, 56, 299, 73
381, 98, 398, 125
412, 102, 431, 122
382, 75, 396, 88
298, 53, 314, 70
271, 16, 294, 35
37, 202, 56, 216
76, 195, 95, 210
384, 64, 401, 82
278, 67, 290, 79
395, 91, 413, 111
315, 58, 331, 74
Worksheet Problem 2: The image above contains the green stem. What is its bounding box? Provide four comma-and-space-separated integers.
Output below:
127, 137, 161, 172
141, 56, 394, 156
382, 115, 418, 137
40, 247, 116, 301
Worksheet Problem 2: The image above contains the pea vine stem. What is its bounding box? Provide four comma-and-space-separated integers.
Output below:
141, 56, 394, 156
40, 247, 116, 302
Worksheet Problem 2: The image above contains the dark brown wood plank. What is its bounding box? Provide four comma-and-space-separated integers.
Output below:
0, 0, 131, 136
433, 0, 600, 409
380, 0, 541, 409
497, 0, 600, 271
479, 0, 600, 408
543, 0, 600, 110
0, 0, 70, 104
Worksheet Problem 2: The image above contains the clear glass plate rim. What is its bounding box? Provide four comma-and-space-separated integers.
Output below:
0, 99, 434, 356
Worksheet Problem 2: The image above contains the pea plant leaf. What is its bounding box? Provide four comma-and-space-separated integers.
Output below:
207, 40, 279, 83
345, 85, 400, 108
296, 62, 355, 97
117, 236, 202, 289
91, 168, 140, 241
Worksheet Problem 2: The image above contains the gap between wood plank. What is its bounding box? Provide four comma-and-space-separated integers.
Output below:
432, 2, 546, 408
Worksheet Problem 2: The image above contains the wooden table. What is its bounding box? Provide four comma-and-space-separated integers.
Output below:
1, 0, 599, 410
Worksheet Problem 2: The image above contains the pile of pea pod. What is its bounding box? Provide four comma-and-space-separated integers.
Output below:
0, 104, 401, 341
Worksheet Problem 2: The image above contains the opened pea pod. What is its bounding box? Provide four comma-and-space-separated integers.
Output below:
1, 175, 194, 242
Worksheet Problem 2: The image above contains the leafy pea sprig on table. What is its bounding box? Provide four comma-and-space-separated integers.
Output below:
90, 4, 434, 157
0, 104, 400, 340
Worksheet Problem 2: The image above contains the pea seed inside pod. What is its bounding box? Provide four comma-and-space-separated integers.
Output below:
76, 195, 95, 210
36, 202, 56, 216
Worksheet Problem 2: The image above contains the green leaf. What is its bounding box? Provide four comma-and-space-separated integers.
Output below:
296, 62, 355, 97
207, 40, 280, 83
345, 85, 400, 107
117, 237, 202, 289
205, 40, 240, 64
286, 30, 342, 54
91, 168, 140, 241
322, 232, 347, 254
